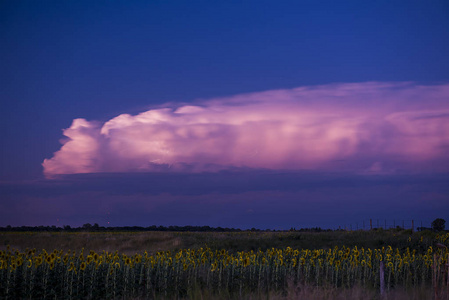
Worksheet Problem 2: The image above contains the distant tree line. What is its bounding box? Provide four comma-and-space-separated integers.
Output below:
0, 224, 245, 232
0, 218, 445, 233
0, 224, 331, 233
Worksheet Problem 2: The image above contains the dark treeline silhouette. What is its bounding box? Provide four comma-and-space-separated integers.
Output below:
0, 224, 245, 232
1, 220, 445, 233
0, 224, 334, 233
290, 227, 332, 232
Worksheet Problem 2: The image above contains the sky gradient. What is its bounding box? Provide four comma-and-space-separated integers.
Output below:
1, 1, 449, 228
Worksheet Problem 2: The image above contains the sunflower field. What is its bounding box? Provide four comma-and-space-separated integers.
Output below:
1, 233, 448, 299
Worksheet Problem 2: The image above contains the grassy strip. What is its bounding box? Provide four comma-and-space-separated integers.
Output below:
0, 228, 440, 255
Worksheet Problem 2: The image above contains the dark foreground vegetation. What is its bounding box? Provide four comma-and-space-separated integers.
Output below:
1, 228, 448, 299
0, 227, 446, 255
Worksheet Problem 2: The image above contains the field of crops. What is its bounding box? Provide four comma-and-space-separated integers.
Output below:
1, 231, 448, 299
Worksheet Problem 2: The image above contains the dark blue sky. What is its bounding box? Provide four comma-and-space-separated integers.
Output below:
1, 1, 448, 228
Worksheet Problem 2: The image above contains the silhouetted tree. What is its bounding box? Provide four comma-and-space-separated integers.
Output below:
82, 223, 92, 230
431, 218, 446, 232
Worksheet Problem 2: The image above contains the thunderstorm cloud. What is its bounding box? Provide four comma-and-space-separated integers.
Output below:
43, 82, 449, 178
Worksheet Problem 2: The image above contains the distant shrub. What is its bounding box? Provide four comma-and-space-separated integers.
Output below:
431, 218, 446, 232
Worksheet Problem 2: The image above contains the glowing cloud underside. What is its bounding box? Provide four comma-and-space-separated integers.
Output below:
43, 82, 449, 177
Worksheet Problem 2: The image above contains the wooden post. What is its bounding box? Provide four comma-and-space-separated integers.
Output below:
380, 261, 385, 297
412, 220, 414, 233
370, 219, 372, 230
447, 253, 449, 289
433, 253, 439, 300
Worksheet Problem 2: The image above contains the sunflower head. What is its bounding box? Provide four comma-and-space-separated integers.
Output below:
87, 255, 94, 265
35, 256, 43, 266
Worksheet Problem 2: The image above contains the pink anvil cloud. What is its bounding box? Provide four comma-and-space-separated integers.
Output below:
42, 82, 449, 177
